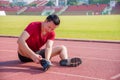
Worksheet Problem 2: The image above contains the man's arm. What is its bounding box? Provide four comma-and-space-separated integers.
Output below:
17, 31, 41, 63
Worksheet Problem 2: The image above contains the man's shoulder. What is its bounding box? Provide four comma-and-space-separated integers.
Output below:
31, 21, 41, 25
29, 21, 42, 29
25, 21, 41, 32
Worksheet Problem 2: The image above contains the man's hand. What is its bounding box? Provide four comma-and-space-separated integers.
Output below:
31, 53, 42, 64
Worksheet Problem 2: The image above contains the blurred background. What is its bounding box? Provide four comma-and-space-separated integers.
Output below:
0, 0, 119, 16
0, 0, 120, 41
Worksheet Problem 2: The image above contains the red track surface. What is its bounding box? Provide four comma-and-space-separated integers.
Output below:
0, 37, 120, 80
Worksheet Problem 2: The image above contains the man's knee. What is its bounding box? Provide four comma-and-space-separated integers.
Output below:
59, 45, 67, 51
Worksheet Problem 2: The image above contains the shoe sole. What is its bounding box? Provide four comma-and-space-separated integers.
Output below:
60, 57, 82, 67
69, 58, 82, 67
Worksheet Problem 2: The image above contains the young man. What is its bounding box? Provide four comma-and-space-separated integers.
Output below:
17, 14, 81, 71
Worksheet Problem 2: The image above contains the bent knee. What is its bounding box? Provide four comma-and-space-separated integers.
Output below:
59, 45, 67, 50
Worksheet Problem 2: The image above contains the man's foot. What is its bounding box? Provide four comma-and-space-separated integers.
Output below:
40, 59, 51, 71
59, 57, 82, 67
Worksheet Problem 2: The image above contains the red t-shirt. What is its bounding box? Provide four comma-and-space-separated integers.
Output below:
25, 22, 55, 52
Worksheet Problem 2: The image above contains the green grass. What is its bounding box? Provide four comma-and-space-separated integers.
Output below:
0, 15, 120, 41
0, 16, 45, 36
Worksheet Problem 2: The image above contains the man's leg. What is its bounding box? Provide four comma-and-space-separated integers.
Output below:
39, 45, 68, 71
50, 45, 82, 67
50, 45, 68, 60
37, 45, 81, 71
18, 53, 33, 62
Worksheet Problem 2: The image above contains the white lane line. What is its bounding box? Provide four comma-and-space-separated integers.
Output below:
1, 66, 105, 80
0, 40, 120, 51
0, 50, 120, 62
81, 57, 120, 62
70, 46, 120, 51
110, 73, 120, 79
0, 50, 16, 52
48, 71, 105, 80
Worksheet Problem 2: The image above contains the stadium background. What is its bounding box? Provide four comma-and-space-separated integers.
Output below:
0, 0, 120, 41
0, 0, 120, 15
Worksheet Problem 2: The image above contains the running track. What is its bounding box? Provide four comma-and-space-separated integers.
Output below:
0, 37, 120, 80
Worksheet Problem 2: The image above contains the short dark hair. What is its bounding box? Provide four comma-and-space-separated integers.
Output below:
46, 14, 60, 25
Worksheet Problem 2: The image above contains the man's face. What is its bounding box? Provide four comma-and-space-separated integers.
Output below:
44, 21, 57, 33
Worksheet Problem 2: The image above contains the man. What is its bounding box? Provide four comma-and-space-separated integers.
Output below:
17, 14, 81, 71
